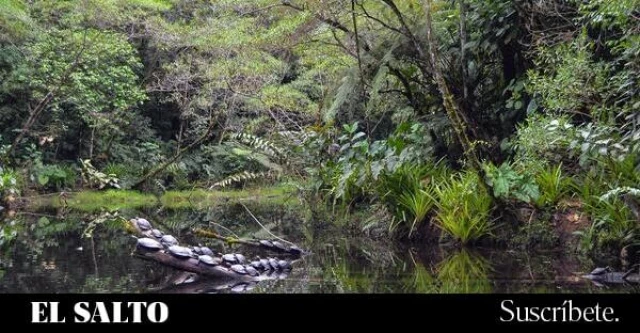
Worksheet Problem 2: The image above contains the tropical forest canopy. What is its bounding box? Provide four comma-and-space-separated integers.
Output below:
0, 0, 638, 252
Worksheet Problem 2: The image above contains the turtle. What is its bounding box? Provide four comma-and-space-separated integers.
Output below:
268, 258, 279, 270
230, 264, 247, 275
167, 245, 193, 259
288, 245, 303, 255
259, 258, 271, 270
272, 241, 287, 252
200, 247, 214, 256
222, 253, 238, 264
235, 253, 246, 264
214, 266, 231, 274
250, 260, 263, 270
590, 267, 611, 275
244, 265, 259, 276
150, 229, 163, 239
160, 235, 178, 247
278, 260, 291, 270
136, 237, 163, 251
231, 283, 248, 293
198, 255, 221, 266
259, 240, 274, 248
135, 218, 152, 231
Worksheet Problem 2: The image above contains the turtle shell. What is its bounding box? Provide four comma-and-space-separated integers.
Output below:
230, 264, 247, 275
231, 284, 248, 293
272, 241, 287, 251
288, 245, 303, 255
259, 240, 274, 248
235, 254, 246, 264
259, 259, 271, 270
244, 265, 259, 276
278, 260, 291, 270
168, 245, 193, 259
250, 261, 262, 270
200, 247, 214, 256
268, 258, 279, 270
150, 229, 163, 239
136, 218, 152, 231
160, 235, 178, 247
222, 254, 237, 264
136, 237, 163, 251
198, 255, 220, 266
591, 267, 609, 275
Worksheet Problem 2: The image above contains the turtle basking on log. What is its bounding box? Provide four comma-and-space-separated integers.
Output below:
258, 239, 306, 256
582, 266, 640, 287
126, 216, 305, 284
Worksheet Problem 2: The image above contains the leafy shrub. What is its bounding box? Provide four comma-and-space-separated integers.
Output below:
483, 162, 539, 204
34, 164, 77, 190
80, 159, 120, 190
0, 166, 19, 197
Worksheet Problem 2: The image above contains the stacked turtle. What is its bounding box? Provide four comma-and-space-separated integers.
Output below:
258, 239, 305, 256
131, 217, 299, 282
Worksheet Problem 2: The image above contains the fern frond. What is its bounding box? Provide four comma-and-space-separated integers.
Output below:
210, 171, 269, 189
229, 132, 284, 158
324, 67, 359, 124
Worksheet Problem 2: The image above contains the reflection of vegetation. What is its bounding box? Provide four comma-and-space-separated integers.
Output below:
329, 260, 375, 293
0, 218, 20, 248
318, 239, 401, 293
404, 248, 493, 293
76, 276, 135, 293
437, 249, 492, 293
405, 261, 438, 293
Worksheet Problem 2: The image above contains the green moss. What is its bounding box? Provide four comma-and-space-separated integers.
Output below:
160, 183, 298, 209
26, 183, 299, 211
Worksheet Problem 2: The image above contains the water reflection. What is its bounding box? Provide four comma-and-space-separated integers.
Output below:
0, 204, 638, 294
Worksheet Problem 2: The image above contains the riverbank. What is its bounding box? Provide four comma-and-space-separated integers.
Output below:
20, 183, 301, 211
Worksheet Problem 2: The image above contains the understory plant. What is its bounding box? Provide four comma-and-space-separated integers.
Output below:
483, 162, 539, 204
432, 171, 494, 245
376, 162, 448, 237
534, 164, 572, 207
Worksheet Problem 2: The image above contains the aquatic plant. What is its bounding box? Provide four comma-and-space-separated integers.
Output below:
437, 249, 492, 293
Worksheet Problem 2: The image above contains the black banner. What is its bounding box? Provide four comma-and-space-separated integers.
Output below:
0, 294, 638, 328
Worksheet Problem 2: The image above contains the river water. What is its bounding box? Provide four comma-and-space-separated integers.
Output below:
0, 200, 636, 294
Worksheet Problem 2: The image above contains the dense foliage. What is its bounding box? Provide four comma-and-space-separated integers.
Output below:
1, 0, 638, 254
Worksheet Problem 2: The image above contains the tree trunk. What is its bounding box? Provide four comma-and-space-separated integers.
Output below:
421, 0, 482, 173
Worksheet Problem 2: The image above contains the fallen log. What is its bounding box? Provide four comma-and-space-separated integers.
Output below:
132, 250, 259, 282
126, 217, 298, 282
193, 227, 307, 257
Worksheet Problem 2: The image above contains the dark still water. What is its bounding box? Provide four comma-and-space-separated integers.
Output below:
0, 201, 636, 294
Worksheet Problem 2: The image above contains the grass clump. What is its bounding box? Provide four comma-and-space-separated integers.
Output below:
534, 164, 572, 207
432, 171, 494, 245
376, 162, 448, 238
